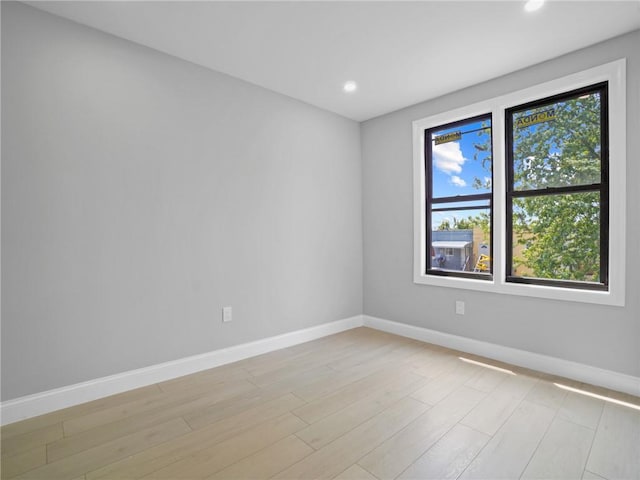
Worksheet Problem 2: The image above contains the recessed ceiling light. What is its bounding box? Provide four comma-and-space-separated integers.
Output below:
524, 0, 545, 12
343, 81, 358, 93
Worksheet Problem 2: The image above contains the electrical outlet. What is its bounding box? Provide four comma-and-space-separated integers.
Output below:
455, 300, 465, 315
222, 306, 232, 323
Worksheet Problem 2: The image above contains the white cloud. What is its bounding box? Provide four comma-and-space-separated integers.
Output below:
433, 141, 466, 175
433, 213, 453, 229
450, 175, 467, 187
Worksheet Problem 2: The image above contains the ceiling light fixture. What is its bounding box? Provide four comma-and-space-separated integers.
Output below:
524, 0, 545, 12
343, 81, 358, 93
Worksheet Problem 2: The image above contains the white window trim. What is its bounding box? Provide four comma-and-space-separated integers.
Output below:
413, 59, 626, 306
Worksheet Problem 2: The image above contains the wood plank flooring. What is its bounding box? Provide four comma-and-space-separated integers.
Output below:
2, 327, 639, 479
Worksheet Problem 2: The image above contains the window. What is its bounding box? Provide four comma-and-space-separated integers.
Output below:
412, 60, 626, 306
425, 114, 492, 279
506, 83, 608, 290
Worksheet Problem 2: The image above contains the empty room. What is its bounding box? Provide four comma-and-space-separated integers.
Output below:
1, 1, 639, 479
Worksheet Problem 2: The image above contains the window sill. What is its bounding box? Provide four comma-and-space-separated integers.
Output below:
413, 272, 623, 306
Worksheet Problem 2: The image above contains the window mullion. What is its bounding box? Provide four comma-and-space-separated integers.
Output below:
511, 183, 602, 198
432, 193, 492, 204
492, 106, 506, 287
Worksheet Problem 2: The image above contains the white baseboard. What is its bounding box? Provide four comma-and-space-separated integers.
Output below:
0, 315, 363, 426
363, 315, 640, 398
3, 313, 637, 425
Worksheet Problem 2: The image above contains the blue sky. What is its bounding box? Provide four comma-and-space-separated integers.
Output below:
430, 118, 491, 229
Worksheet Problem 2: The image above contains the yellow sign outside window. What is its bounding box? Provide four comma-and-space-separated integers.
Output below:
515, 109, 556, 129
434, 131, 461, 145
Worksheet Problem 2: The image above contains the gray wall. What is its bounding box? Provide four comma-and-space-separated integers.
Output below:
362, 29, 640, 378
2, 2, 637, 404
1, 2, 363, 401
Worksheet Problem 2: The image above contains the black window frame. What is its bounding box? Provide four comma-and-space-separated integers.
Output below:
425, 113, 494, 280
505, 82, 609, 291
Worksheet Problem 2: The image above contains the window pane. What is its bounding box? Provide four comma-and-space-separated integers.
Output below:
430, 208, 491, 274
512, 192, 600, 283
511, 90, 602, 191
430, 117, 492, 199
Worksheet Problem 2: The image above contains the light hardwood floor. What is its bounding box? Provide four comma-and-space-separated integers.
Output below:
2, 327, 639, 479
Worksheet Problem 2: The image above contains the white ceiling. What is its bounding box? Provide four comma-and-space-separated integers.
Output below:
26, 1, 640, 121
